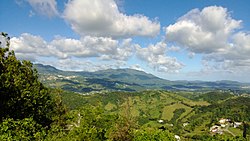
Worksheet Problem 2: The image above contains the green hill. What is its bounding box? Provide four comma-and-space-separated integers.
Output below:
59, 89, 250, 140
193, 91, 234, 103
34, 64, 250, 94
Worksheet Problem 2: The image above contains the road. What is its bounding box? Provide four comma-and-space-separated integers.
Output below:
223, 124, 235, 137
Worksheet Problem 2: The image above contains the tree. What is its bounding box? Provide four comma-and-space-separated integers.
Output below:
45, 105, 118, 141
0, 32, 60, 127
132, 128, 175, 141
0, 118, 45, 140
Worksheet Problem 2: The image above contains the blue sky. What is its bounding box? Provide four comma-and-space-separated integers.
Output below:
1, 0, 250, 82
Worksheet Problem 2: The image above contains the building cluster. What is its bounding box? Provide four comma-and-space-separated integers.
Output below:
210, 118, 242, 134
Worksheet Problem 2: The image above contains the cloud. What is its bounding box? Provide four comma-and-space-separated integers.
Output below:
136, 42, 184, 73
203, 32, 250, 71
10, 33, 66, 61
9, 33, 184, 73
26, 0, 59, 17
50, 36, 135, 61
43, 58, 126, 72
165, 6, 250, 75
165, 6, 241, 54
63, 0, 160, 38
10, 33, 134, 62
129, 64, 144, 71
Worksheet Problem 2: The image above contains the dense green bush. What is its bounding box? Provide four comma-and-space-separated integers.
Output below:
133, 128, 175, 141
0, 118, 46, 141
0, 33, 61, 127
0, 33, 66, 139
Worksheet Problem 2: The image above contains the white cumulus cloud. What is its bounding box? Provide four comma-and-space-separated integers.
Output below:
204, 32, 250, 71
129, 64, 144, 71
10, 33, 66, 61
9, 33, 184, 73
10, 33, 135, 63
63, 0, 160, 38
165, 6, 250, 75
136, 42, 184, 73
165, 6, 241, 54
44, 58, 126, 72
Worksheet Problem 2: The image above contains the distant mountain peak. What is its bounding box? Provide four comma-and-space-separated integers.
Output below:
34, 63, 249, 93
34, 63, 60, 74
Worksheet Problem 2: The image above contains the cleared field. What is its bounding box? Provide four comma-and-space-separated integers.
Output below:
228, 127, 242, 136
159, 93, 177, 105
111, 90, 210, 125
189, 101, 210, 106
161, 103, 192, 121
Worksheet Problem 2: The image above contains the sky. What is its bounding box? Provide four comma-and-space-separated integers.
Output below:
1, 0, 250, 82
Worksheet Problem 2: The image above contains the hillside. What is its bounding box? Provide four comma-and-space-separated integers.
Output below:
60, 89, 250, 140
34, 64, 250, 94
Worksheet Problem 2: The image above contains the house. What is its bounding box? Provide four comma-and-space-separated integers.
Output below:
183, 122, 189, 127
158, 119, 164, 123
221, 124, 226, 128
174, 135, 181, 141
210, 125, 220, 133
234, 122, 242, 128
219, 118, 226, 124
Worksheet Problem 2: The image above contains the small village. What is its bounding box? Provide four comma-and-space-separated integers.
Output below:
210, 118, 243, 136
156, 118, 244, 140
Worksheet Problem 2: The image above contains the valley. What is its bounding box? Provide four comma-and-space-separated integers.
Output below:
34, 63, 250, 140
60, 89, 250, 140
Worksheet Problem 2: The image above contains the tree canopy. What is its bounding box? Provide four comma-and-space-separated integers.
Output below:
0, 32, 60, 127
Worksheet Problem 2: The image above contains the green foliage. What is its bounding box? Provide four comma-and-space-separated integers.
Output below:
170, 108, 185, 124
107, 116, 137, 141
189, 134, 246, 141
0, 118, 45, 141
194, 91, 233, 103
61, 90, 89, 109
45, 104, 177, 141
196, 97, 250, 122
132, 128, 175, 141
57, 89, 250, 139
46, 105, 118, 141
0, 33, 64, 127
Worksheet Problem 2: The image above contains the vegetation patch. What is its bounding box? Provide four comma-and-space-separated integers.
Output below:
105, 102, 117, 111
161, 103, 192, 121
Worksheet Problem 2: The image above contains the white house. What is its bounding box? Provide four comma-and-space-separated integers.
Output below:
219, 118, 226, 124
174, 135, 181, 141
158, 119, 164, 123
234, 122, 242, 128
221, 124, 226, 128
183, 123, 189, 127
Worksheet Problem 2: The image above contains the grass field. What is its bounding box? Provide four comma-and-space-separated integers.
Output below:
228, 127, 243, 136
161, 103, 192, 121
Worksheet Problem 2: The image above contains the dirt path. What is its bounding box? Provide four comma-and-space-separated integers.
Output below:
223, 125, 235, 137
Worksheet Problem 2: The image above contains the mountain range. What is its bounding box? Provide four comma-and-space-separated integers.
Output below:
34, 64, 250, 94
